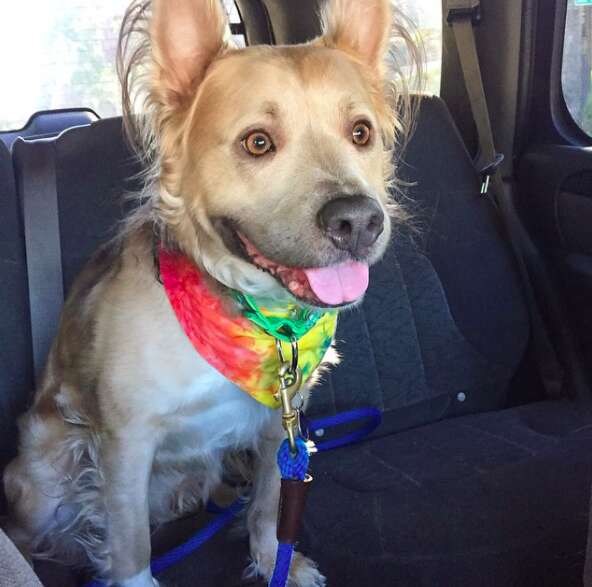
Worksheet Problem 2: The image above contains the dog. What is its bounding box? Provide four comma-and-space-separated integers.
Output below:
3, 0, 419, 585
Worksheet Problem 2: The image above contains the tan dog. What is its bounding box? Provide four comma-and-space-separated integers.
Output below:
3, 0, 418, 585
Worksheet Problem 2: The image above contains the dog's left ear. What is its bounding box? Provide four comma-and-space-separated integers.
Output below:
321, 0, 392, 72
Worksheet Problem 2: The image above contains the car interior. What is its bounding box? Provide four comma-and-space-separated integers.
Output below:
1, 0, 592, 586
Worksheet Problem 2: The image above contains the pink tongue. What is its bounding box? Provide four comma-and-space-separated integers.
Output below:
304, 261, 369, 305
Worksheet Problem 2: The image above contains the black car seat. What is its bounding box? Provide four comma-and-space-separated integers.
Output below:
0, 109, 98, 149
162, 97, 592, 587
0, 140, 33, 512
4, 96, 592, 587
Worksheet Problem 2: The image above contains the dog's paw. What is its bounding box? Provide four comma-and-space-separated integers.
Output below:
111, 568, 160, 587
245, 551, 326, 587
288, 552, 326, 587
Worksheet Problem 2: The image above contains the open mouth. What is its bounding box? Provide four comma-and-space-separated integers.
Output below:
235, 232, 370, 308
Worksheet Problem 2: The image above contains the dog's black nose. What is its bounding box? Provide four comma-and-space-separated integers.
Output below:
318, 195, 384, 257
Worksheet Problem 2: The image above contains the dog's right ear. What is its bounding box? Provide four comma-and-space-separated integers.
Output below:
151, 0, 228, 107
320, 0, 392, 74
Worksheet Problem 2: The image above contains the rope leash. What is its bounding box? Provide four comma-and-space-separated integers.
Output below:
83, 500, 244, 587
80, 408, 380, 587
268, 437, 310, 587
305, 407, 382, 452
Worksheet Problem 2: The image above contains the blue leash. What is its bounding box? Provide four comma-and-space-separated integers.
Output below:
268, 437, 310, 587
305, 407, 382, 452
151, 499, 244, 576
82, 408, 380, 587
83, 500, 244, 587
268, 408, 381, 587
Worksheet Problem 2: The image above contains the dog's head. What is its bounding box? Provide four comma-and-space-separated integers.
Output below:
121, 0, 417, 308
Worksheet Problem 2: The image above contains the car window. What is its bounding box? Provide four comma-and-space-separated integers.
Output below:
399, 0, 443, 96
223, 0, 247, 47
0, 1, 437, 132
0, 1, 246, 132
562, 1, 592, 137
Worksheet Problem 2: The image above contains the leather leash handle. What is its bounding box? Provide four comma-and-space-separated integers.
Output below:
277, 477, 311, 544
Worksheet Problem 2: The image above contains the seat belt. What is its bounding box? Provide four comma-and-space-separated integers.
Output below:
13, 137, 64, 386
446, 0, 565, 398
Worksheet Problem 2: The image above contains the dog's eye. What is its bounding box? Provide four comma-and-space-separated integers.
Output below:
242, 131, 274, 157
352, 122, 372, 147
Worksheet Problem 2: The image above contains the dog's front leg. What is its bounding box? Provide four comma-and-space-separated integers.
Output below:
102, 429, 159, 587
247, 417, 326, 587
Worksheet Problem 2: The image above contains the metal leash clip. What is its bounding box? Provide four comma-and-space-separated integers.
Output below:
274, 337, 303, 454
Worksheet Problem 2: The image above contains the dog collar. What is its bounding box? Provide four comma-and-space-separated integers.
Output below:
159, 248, 338, 409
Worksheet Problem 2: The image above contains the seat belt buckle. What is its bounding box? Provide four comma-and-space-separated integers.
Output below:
447, 0, 482, 25
479, 153, 504, 195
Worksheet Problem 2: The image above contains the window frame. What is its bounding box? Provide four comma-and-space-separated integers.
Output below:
224, 0, 248, 47
553, 0, 592, 146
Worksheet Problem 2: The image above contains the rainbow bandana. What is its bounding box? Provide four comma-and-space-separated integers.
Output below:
159, 249, 338, 409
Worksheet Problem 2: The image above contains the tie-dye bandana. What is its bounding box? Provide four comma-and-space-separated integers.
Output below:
159, 249, 338, 409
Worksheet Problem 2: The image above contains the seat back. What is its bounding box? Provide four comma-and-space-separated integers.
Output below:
0, 119, 141, 509
50, 118, 142, 293
6, 99, 532, 452
0, 141, 33, 507
308, 97, 531, 432
12, 117, 142, 301
0, 109, 98, 149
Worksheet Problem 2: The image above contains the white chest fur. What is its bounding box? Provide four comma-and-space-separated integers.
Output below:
152, 354, 275, 464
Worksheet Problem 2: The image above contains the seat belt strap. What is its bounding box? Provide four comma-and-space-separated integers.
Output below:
446, 0, 565, 398
14, 138, 64, 386
447, 0, 501, 180
447, 0, 481, 19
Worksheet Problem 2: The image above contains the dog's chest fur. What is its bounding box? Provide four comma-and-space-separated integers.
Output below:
83, 244, 278, 465
145, 343, 276, 522
154, 364, 274, 463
